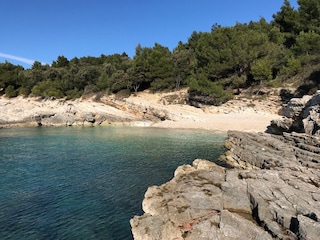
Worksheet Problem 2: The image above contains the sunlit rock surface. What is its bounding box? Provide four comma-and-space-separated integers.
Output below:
131, 131, 320, 240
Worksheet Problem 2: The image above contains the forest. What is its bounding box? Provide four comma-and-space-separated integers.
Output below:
1, 0, 320, 105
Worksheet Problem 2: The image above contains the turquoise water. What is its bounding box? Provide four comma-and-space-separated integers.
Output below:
0, 126, 226, 240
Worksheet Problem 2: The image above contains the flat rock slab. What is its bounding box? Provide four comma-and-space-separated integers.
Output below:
131, 132, 320, 240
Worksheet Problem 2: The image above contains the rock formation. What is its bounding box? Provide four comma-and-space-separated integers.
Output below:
131, 131, 320, 239
0, 89, 281, 129
0, 91, 196, 127
0, 96, 157, 128
130, 91, 320, 240
269, 90, 320, 135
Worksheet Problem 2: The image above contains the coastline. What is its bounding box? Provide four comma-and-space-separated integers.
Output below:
0, 90, 282, 132
130, 91, 320, 240
149, 112, 279, 132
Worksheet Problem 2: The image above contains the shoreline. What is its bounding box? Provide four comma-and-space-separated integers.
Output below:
149, 112, 280, 132
0, 90, 282, 132
0, 112, 280, 133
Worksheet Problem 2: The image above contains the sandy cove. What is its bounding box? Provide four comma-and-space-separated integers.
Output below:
0, 89, 282, 132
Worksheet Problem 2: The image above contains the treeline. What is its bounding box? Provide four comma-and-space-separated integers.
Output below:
1, 0, 320, 105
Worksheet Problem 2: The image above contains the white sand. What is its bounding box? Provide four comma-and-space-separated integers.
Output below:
126, 89, 281, 132
0, 90, 282, 132
151, 112, 279, 132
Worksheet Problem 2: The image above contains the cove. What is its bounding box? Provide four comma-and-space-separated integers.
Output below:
0, 126, 226, 240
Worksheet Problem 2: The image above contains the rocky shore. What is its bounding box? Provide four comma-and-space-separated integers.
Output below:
130, 92, 320, 240
1, 88, 319, 239
0, 89, 280, 131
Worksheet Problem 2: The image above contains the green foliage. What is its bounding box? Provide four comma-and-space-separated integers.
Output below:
268, 26, 285, 45
5, 85, 18, 98
65, 88, 82, 99
1, 1, 320, 105
18, 87, 31, 96
173, 43, 197, 89
293, 31, 320, 56
96, 72, 110, 90
272, 0, 300, 47
32, 61, 43, 70
130, 43, 175, 92
0, 62, 23, 90
251, 59, 273, 83
231, 75, 247, 89
298, 0, 320, 33
52, 55, 69, 68
279, 56, 302, 79
110, 70, 130, 92
146, 43, 174, 91
188, 76, 232, 104
31, 80, 64, 98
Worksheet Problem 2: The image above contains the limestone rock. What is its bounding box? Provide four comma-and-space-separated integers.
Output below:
296, 214, 320, 240
269, 117, 293, 134
302, 95, 320, 135
269, 91, 320, 135
283, 95, 311, 118
131, 131, 320, 239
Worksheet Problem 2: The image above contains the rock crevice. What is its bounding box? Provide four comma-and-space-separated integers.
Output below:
131, 131, 320, 239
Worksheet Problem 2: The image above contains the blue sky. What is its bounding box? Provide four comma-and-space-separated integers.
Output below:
1, 0, 298, 68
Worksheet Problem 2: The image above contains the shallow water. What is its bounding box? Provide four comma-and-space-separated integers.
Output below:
0, 126, 226, 240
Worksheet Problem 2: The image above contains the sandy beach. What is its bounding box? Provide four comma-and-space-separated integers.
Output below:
150, 112, 279, 132
0, 89, 282, 132
125, 89, 282, 132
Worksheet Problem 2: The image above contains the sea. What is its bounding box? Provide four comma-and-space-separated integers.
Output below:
0, 126, 226, 240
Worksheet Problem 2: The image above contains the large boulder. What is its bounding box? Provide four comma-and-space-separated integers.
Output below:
302, 93, 320, 135
283, 95, 312, 118
269, 91, 320, 135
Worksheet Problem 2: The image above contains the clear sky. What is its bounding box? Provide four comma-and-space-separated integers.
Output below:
1, 0, 299, 68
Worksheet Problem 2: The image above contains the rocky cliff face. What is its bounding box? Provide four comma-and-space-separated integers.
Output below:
131, 131, 320, 239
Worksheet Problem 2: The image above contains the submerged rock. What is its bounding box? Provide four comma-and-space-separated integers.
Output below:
131, 131, 320, 239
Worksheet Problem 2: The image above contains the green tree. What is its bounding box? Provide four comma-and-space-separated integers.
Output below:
173, 42, 197, 89
110, 70, 131, 92
188, 75, 231, 105
32, 61, 44, 70
187, 31, 201, 50
0, 62, 24, 94
131, 44, 152, 92
272, 0, 300, 47
52, 55, 69, 68
96, 72, 111, 91
74, 66, 100, 90
279, 56, 301, 80
250, 59, 273, 84
298, 0, 320, 33
293, 31, 320, 56
147, 43, 174, 91
268, 26, 285, 45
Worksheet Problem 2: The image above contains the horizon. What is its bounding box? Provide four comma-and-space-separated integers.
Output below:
1, 0, 299, 69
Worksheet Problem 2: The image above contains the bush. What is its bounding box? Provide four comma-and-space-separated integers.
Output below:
278, 57, 301, 81
5, 85, 18, 98
18, 87, 31, 96
250, 59, 273, 83
66, 88, 82, 100
188, 77, 232, 105
31, 80, 64, 98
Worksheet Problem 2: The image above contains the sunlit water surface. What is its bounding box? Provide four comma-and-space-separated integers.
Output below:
0, 126, 226, 240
